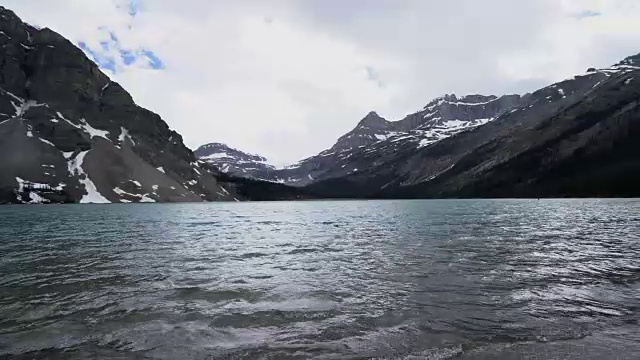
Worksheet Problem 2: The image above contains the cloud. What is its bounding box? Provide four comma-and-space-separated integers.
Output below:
4, 0, 640, 165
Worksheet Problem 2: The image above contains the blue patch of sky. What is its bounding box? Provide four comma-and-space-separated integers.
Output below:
78, 41, 117, 73
364, 65, 384, 88
365, 66, 379, 81
76, 1, 166, 74
142, 49, 164, 69
128, 0, 138, 17
575, 10, 601, 19
120, 49, 136, 65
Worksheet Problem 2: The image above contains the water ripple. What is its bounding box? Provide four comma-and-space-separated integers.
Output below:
0, 199, 639, 359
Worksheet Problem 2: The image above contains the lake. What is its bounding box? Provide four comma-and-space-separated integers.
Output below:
0, 199, 638, 359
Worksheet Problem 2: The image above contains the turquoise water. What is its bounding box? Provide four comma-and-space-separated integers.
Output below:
0, 199, 639, 359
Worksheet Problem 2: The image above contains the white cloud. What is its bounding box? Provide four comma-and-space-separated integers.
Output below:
4, 0, 640, 165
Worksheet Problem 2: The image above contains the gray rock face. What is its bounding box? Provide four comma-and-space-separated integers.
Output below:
329, 111, 392, 151
197, 94, 522, 186
0, 6, 305, 204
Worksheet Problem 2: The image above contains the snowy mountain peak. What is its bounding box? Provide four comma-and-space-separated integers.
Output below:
195, 142, 275, 177
197, 142, 268, 163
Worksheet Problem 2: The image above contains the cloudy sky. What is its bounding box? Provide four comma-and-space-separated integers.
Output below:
5, 0, 640, 165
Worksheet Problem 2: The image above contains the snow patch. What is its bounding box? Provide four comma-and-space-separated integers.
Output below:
374, 131, 401, 141
14, 177, 65, 204
28, 191, 47, 204
117, 127, 135, 146
38, 137, 55, 147
113, 188, 135, 202
201, 152, 230, 160
422, 110, 438, 119
67, 151, 111, 204
131, 180, 142, 187
438, 120, 467, 129
113, 187, 155, 203
156, 167, 165, 173
418, 138, 436, 148
13, 100, 46, 117
139, 194, 156, 203
80, 119, 110, 140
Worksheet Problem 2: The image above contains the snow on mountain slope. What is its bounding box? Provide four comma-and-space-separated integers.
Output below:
197, 94, 521, 186
306, 54, 640, 198
195, 142, 276, 179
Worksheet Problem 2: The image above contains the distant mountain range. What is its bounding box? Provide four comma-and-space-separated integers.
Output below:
197, 94, 523, 185
199, 59, 640, 198
0, 6, 307, 204
1, 3, 638, 203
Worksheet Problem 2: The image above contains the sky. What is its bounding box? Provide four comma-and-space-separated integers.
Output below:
4, 0, 640, 165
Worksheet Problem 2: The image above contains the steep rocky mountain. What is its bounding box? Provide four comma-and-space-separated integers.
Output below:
195, 142, 277, 179
306, 56, 640, 198
198, 94, 522, 185
0, 6, 307, 204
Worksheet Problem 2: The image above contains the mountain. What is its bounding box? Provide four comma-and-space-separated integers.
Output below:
195, 142, 277, 180
0, 6, 308, 204
198, 94, 522, 185
306, 56, 640, 198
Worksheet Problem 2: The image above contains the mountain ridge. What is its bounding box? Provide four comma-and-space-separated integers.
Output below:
198, 92, 522, 185
306, 55, 640, 198
198, 54, 640, 198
